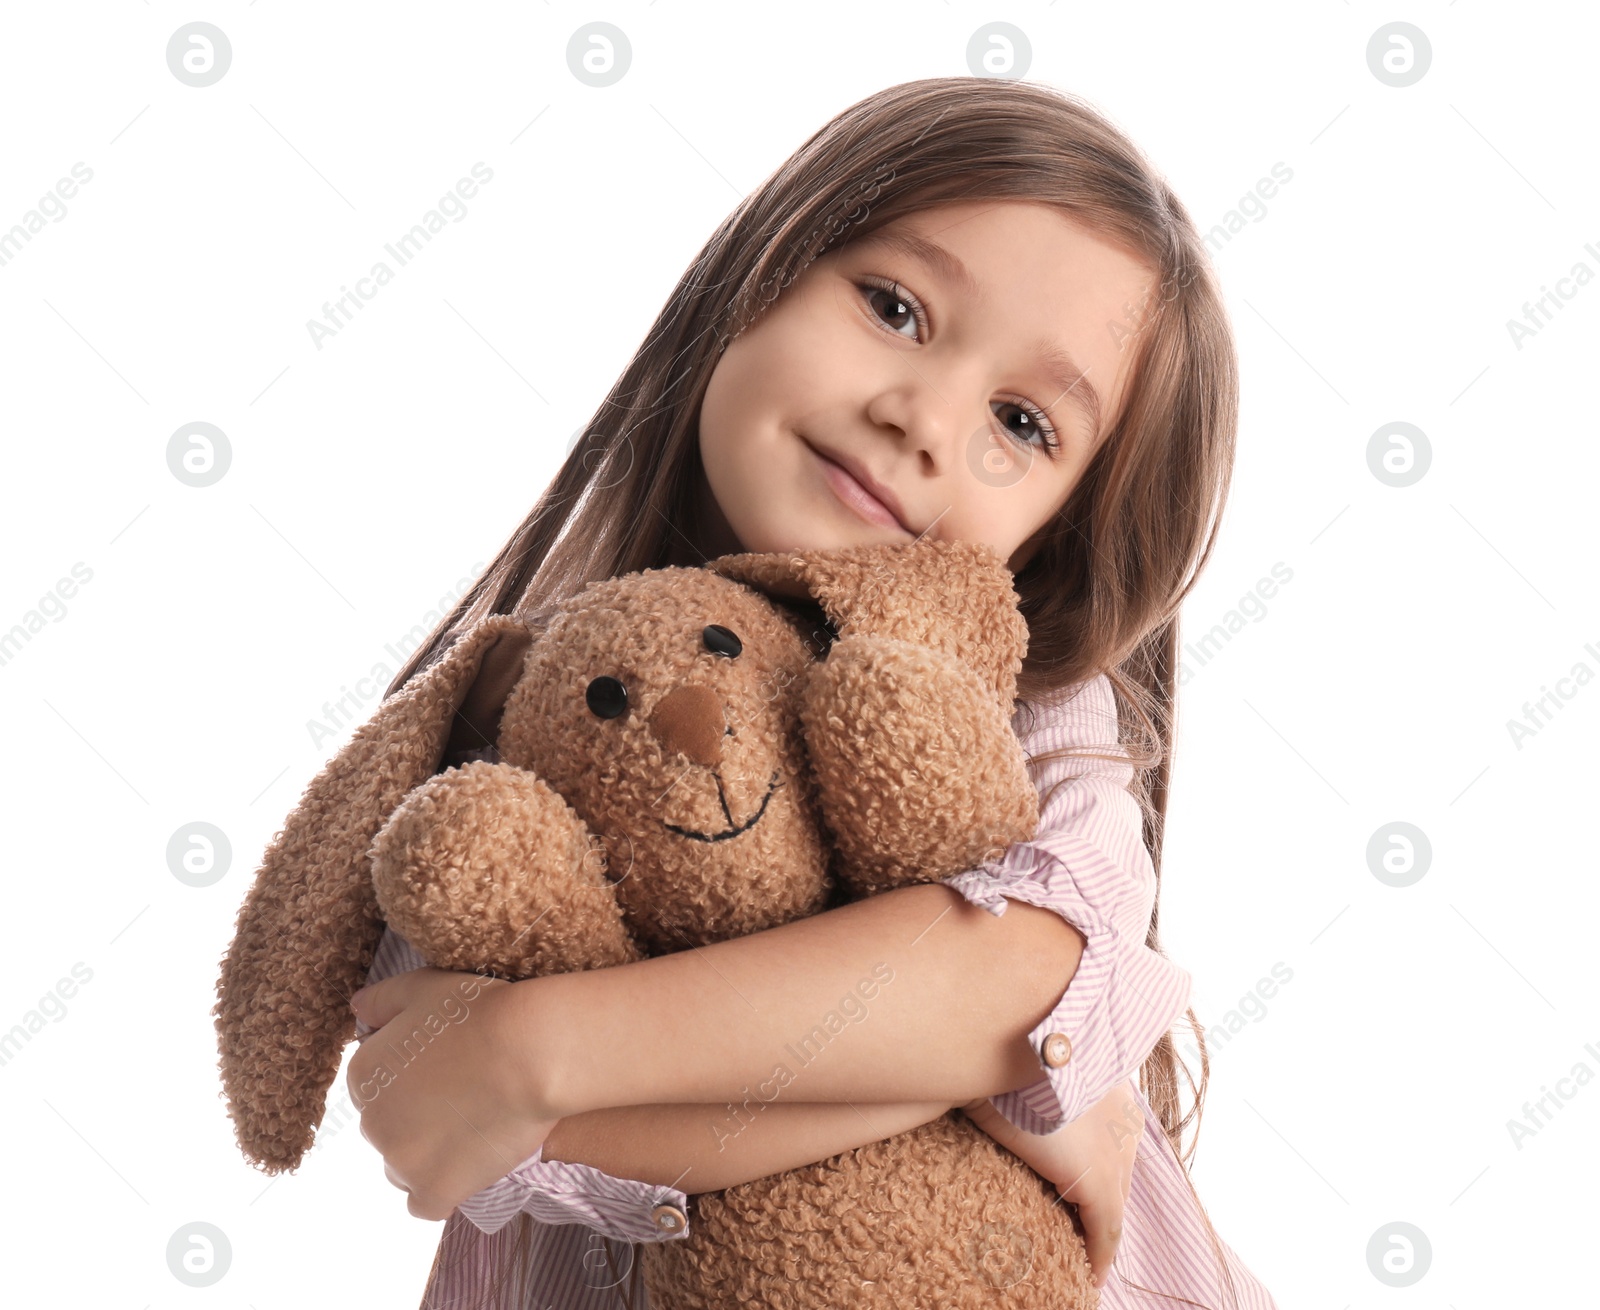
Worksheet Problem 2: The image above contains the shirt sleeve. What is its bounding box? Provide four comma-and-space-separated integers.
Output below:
454, 1148, 691, 1244
355, 926, 691, 1244
941, 672, 1193, 1136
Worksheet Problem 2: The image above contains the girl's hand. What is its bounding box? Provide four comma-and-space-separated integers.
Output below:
346, 966, 557, 1222
960, 1079, 1144, 1290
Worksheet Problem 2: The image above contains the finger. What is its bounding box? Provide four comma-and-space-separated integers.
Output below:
1069, 1197, 1124, 1290
348, 982, 379, 1024
349, 966, 439, 1028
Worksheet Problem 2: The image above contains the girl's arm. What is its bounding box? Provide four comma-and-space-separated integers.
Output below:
539, 1097, 960, 1193
515, 880, 1086, 1119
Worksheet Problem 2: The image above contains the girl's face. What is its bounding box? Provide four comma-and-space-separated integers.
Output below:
695, 199, 1155, 571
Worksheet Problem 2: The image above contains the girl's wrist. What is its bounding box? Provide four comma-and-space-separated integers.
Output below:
492, 971, 580, 1121
504, 966, 644, 1121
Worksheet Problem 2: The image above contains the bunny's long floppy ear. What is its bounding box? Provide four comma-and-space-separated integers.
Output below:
707, 538, 1029, 707
211, 613, 535, 1174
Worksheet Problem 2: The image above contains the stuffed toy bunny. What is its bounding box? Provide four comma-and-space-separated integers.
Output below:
212, 537, 1099, 1308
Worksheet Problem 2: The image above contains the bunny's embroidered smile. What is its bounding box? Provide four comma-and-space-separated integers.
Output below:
665, 769, 784, 843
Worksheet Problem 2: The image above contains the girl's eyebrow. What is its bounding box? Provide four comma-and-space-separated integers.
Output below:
858, 229, 983, 300
855, 229, 1104, 443
1031, 338, 1103, 443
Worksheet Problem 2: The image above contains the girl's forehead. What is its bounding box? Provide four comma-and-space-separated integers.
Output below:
836, 204, 1148, 290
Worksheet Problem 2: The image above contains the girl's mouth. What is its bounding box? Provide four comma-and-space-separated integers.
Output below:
813, 447, 911, 533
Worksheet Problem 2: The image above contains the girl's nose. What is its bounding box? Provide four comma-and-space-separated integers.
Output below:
865, 381, 966, 473
648, 683, 727, 766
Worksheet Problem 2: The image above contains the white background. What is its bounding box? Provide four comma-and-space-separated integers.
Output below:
1, 1, 1595, 1305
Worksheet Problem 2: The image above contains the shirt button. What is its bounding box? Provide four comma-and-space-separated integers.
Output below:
1040, 1032, 1073, 1067
651, 1203, 687, 1234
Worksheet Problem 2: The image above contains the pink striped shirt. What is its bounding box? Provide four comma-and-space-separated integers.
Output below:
355, 673, 1278, 1309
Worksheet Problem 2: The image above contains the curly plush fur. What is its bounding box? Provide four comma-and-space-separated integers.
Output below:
212, 538, 1097, 1308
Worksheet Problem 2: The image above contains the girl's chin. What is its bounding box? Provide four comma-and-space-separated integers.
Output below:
735, 518, 858, 557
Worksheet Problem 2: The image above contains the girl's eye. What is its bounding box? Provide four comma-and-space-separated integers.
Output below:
858, 276, 926, 340
994, 398, 1061, 455
857, 275, 1062, 458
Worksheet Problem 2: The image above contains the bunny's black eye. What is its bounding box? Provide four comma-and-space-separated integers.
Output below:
585, 675, 628, 719
702, 624, 742, 658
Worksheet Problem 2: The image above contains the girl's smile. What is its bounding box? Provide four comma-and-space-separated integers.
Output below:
811, 440, 919, 536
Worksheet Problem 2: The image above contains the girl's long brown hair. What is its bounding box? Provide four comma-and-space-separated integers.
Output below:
405, 76, 1241, 1308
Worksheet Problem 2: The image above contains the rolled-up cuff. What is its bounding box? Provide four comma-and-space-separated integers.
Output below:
456, 1145, 692, 1244
942, 843, 1191, 1135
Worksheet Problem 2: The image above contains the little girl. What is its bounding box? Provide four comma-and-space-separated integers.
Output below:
346, 77, 1279, 1309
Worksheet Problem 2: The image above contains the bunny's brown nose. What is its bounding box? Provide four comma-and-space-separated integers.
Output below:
648, 683, 726, 766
